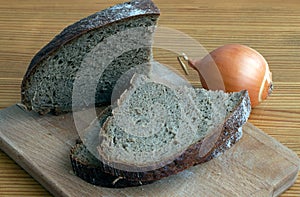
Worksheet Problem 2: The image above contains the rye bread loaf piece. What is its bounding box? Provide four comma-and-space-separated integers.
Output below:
70, 73, 251, 185
21, 0, 160, 115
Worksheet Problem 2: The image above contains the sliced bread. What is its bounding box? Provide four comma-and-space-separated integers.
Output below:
21, 0, 160, 114
71, 72, 251, 183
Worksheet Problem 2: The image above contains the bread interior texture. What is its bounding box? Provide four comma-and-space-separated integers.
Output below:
97, 74, 244, 172
23, 16, 158, 114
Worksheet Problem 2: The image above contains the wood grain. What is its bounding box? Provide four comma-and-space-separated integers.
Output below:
0, 105, 299, 197
0, 0, 300, 196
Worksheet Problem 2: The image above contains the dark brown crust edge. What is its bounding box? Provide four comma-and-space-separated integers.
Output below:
70, 90, 251, 184
70, 142, 154, 188
20, 0, 160, 110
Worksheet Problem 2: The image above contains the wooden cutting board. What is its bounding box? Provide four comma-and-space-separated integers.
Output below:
0, 105, 299, 197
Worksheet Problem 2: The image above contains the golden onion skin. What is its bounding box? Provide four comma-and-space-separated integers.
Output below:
188, 44, 273, 107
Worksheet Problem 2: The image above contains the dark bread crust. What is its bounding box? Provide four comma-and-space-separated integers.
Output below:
70, 142, 154, 188
21, 0, 160, 111
70, 90, 251, 184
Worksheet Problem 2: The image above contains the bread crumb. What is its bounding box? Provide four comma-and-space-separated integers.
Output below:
112, 176, 124, 185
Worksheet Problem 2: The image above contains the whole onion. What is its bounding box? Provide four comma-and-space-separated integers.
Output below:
181, 44, 273, 107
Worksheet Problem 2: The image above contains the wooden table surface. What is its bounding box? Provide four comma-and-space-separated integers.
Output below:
0, 0, 299, 196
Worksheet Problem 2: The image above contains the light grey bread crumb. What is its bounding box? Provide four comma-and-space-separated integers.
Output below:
97, 73, 248, 172
22, 0, 159, 114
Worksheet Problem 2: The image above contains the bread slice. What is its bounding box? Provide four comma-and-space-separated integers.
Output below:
21, 0, 160, 114
71, 73, 251, 184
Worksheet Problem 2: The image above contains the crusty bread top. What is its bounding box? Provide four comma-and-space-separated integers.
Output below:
21, 0, 160, 90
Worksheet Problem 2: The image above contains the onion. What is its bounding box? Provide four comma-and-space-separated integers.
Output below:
180, 44, 273, 107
